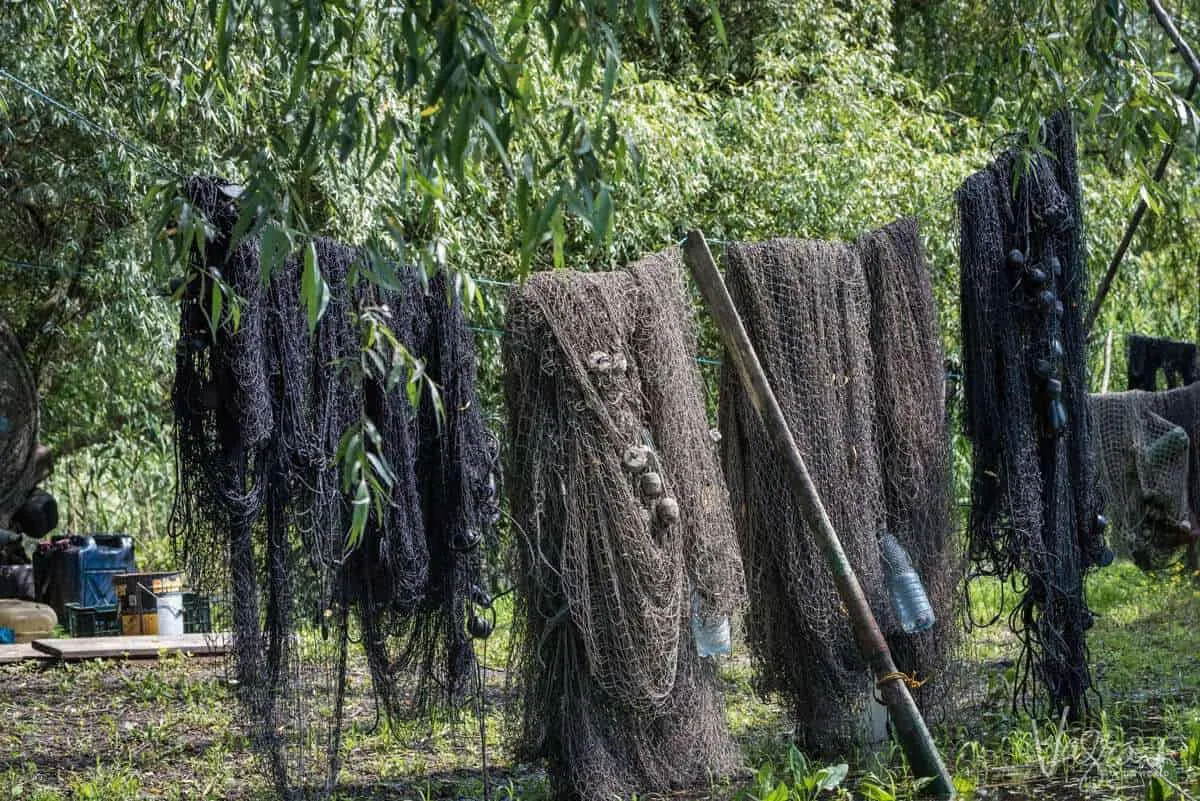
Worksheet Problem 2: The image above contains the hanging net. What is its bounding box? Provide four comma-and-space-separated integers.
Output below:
957, 111, 1107, 720
1126, 335, 1199, 391
0, 322, 38, 525
171, 176, 498, 799
717, 217, 957, 756
503, 250, 745, 801
1090, 382, 1200, 571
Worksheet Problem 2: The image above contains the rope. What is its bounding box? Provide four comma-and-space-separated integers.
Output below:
0, 67, 184, 178
876, 670, 929, 690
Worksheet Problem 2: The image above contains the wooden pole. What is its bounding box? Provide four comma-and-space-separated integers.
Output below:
682, 230, 955, 799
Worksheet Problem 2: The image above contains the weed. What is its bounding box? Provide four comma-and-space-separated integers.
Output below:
67, 763, 141, 801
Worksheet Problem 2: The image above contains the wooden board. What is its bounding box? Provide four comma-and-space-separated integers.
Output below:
30, 633, 230, 661
0, 642, 54, 664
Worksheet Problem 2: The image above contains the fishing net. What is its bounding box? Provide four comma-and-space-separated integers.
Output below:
957, 111, 1107, 720
503, 251, 744, 801
1127, 335, 1199, 391
717, 217, 957, 756
171, 176, 497, 799
1090, 382, 1200, 571
0, 321, 38, 526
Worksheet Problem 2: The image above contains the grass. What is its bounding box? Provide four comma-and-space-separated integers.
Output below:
1, 561, 1197, 800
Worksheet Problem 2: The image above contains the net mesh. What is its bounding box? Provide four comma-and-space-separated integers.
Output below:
1090, 383, 1200, 570
171, 176, 497, 799
0, 322, 38, 524
1127, 335, 1199, 391
503, 250, 744, 801
956, 111, 1106, 720
717, 217, 957, 756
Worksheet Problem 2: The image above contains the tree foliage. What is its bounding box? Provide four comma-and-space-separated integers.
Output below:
0, 0, 1197, 541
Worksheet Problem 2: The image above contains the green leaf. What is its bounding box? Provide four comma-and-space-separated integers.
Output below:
551, 206, 565, 269
301, 241, 330, 333
1146, 774, 1172, 801
215, 0, 234, 74
860, 780, 896, 801
705, 0, 727, 46
347, 480, 370, 552
815, 763, 848, 792
593, 186, 613, 246
209, 279, 224, 334
260, 222, 291, 284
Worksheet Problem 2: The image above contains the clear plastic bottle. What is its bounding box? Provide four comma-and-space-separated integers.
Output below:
879, 531, 936, 634
691, 590, 731, 657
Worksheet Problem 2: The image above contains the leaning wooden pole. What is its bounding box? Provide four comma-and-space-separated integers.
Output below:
682, 229, 955, 799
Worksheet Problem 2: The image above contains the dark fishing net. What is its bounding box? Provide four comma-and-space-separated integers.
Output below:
957, 111, 1108, 720
503, 251, 744, 801
1090, 382, 1200, 570
171, 176, 497, 799
1127, 335, 1199, 391
718, 217, 957, 756
0, 321, 38, 525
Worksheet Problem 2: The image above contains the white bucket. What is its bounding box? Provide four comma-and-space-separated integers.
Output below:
156, 591, 185, 637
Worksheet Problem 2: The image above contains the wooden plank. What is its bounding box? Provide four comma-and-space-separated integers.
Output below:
0, 642, 54, 664
30, 633, 230, 661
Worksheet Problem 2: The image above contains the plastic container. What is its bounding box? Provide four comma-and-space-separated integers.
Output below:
33, 535, 136, 620
691, 590, 731, 657
0, 599, 57, 642
65, 602, 121, 637
156, 591, 185, 636
183, 593, 211, 634
879, 531, 936, 634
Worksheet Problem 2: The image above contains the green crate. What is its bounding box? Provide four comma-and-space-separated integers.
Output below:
182, 593, 211, 634
65, 602, 121, 638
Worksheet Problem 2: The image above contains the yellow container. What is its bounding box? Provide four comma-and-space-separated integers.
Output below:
121, 611, 158, 636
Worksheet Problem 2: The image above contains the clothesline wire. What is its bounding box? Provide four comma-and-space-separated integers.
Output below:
0, 67, 185, 180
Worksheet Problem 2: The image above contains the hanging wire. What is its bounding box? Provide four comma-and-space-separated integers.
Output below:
0, 67, 185, 179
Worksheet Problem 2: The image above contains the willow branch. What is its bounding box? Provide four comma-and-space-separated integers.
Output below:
1085, 68, 1198, 334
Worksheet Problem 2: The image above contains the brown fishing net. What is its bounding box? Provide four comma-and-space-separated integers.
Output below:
1090, 382, 1200, 570
957, 111, 1107, 720
718, 218, 957, 756
503, 251, 744, 801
